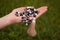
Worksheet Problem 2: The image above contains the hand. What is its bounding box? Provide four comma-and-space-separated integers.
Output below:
9, 6, 48, 23
0, 7, 26, 28
28, 6, 48, 20
8, 7, 26, 23
9, 6, 34, 23
27, 6, 48, 37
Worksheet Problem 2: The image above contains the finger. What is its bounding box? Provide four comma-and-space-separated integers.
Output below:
16, 6, 34, 11
26, 6, 34, 8
11, 7, 26, 14
13, 6, 34, 15
15, 7, 26, 12
27, 19, 36, 37
36, 6, 48, 19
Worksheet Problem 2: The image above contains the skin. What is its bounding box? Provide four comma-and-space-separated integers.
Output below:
27, 19, 36, 37
0, 7, 26, 29
27, 6, 48, 37
0, 6, 48, 36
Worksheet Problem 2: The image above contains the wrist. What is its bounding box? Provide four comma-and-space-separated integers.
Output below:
0, 14, 13, 28
1, 14, 14, 25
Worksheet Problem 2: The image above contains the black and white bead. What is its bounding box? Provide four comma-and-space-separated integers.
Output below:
15, 7, 38, 25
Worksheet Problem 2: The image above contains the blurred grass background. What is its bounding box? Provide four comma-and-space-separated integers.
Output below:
0, 0, 60, 40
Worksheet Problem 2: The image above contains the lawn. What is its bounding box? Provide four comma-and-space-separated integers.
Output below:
0, 0, 60, 40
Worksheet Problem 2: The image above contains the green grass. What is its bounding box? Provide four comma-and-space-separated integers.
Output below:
0, 0, 60, 40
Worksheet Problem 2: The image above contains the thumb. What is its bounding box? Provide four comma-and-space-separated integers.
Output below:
36, 6, 48, 19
